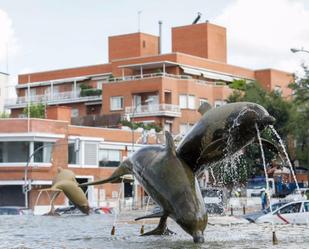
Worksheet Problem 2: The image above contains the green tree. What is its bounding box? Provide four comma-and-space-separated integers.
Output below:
22, 103, 46, 118
288, 65, 309, 167
0, 112, 10, 118
226, 81, 294, 182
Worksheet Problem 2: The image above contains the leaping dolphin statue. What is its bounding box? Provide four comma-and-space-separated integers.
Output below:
80, 102, 275, 243
41, 167, 90, 215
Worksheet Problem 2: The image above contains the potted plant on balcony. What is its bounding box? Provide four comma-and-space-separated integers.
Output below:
79, 84, 102, 97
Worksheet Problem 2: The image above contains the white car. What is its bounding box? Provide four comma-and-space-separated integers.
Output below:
256, 200, 309, 224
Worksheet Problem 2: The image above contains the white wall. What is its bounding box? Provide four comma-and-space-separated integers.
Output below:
0, 72, 8, 112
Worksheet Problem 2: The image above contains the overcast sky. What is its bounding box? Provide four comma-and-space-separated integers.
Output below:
1, 0, 309, 83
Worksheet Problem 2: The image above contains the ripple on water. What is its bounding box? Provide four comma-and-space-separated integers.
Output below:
0, 215, 309, 249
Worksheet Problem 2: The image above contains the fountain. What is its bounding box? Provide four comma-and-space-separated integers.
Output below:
4, 102, 308, 248
80, 102, 276, 243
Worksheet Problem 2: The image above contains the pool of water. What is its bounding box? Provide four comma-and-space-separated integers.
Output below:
0, 213, 308, 249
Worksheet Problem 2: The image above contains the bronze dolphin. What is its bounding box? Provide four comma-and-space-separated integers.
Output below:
44, 167, 90, 215
81, 132, 207, 243
80, 102, 275, 243
177, 102, 275, 173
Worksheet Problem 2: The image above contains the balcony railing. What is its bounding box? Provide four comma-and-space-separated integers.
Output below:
5, 73, 228, 109
4, 91, 102, 108
104, 72, 193, 83
125, 104, 181, 118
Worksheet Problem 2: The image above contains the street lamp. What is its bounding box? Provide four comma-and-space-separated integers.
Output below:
290, 47, 309, 54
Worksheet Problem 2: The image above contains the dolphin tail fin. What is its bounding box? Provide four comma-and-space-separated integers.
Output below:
79, 160, 132, 187
135, 210, 165, 221
198, 102, 212, 115
165, 131, 176, 156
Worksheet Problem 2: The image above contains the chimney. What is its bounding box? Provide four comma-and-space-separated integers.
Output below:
159, 20, 162, 54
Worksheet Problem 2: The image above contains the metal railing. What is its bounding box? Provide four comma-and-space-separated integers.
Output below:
5, 73, 227, 108
125, 103, 181, 117
4, 90, 102, 107
103, 72, 195, 83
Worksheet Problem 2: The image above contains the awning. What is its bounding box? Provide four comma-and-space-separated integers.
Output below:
180, 66, 235, 82
182, 67, 202, 76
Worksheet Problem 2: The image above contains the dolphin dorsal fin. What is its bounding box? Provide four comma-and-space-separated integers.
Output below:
165, 131, 176, 156
198, 102, 212, 115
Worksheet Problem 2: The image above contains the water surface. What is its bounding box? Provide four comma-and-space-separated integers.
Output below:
0, 213, 308, 249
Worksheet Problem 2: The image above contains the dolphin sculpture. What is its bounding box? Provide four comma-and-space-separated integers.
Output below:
42, 167, 90, 215
80, 102, 275, 243
177, 102, 276, 173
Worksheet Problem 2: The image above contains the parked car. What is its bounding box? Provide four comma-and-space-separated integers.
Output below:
256, 200, 309, 224
54, 205, 84, 215
0, 206, 33, 215
284, 188, 309, 201
94, 207, 114, 214
242, 201, 289, 222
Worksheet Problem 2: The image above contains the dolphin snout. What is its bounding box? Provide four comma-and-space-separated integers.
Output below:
193, 231, 205, 243
260, 115, 276, 126
193, 235, 205, 243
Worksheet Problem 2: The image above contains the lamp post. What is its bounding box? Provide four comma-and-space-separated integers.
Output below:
290, 47, 309, 54
130, 97, 153, 209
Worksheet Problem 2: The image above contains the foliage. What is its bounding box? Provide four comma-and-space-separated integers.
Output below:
229, 79, 247, 91
22, 103, 45, 118
226, 81, 295, 183
0, 112, 10, 118
120, 120, 162, 132
79, 84, 102, 97
228, 81, 292, 136
288, 65, 309, 166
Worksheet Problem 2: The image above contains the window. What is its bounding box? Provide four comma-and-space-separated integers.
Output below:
179, 95, 187, 109
97, 80, 104, 90
179, 95, 196, 109
110, 96, 124, 111
304, 202, 309, 212
214, 100, 226, 108
274, 85, 282, 95
71, 108, 79, 118
142, 40, 146, 48
180, 123, 194, 135
68, 142, 80, 165
99, 149, 121, 167
0, 141, 52, 163
0, 142, 30, 163
33, 142, 52, 163
199, 98, 208, 106
188, 95, 195, 109
84, 142, 98, 166
279, 203, 302, 214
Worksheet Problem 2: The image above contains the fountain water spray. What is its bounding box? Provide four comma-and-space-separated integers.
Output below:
256, 124, 278, 245
269, 125, 300, 192
111, 178, 125, 235
140, 196, 151, 235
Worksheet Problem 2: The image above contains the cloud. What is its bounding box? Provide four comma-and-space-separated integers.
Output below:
214, 0, 309, 74
0, 9, 18, 72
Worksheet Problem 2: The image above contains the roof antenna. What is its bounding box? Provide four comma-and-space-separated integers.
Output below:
192, 12, 202, 24
138, 10, 142, 32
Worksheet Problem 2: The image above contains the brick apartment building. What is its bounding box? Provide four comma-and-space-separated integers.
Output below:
0, 21, 295, 212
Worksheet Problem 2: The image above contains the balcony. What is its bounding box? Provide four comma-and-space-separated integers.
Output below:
125, 104, 181, 118
4, 91, 102, 109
